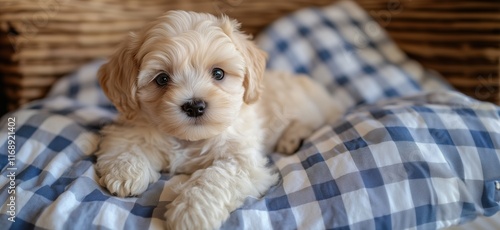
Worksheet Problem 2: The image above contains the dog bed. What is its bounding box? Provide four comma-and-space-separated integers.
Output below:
1, 1, 499, 229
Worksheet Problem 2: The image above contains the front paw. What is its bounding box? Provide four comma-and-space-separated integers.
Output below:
96, 153, 160, 197
164, 193, 228, 230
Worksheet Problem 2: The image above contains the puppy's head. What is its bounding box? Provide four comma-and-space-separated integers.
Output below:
99, 11, 267, 141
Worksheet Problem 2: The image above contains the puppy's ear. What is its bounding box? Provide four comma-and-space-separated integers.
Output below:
98, 33, 140, 120
220, 17, 267, 104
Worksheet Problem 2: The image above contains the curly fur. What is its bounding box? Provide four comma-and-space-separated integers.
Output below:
95, 11, 342, 229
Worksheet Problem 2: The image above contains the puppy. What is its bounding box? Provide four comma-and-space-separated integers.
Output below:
95, 11, 341, 229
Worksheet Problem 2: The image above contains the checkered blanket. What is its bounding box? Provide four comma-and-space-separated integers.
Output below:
1, 1, 499, 229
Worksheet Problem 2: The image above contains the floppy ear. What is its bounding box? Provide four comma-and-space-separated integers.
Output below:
220, 16, 267, 104
98, 33, 140, 120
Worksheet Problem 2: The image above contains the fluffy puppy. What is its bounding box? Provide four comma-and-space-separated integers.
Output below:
95, 11, 341, 229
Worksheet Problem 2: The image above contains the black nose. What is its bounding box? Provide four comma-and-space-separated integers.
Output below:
181, 99, 206, 117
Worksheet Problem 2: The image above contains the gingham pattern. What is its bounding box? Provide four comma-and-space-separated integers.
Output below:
257, 0, 450, 108
1, 1, 499, 229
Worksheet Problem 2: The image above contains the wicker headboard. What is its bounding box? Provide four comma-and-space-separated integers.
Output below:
1, 0, 499, 111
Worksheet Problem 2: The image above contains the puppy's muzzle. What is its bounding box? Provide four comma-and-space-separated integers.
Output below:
181, 98, 206, 117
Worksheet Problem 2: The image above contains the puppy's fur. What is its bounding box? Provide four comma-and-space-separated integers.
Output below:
95, 11, 341, 229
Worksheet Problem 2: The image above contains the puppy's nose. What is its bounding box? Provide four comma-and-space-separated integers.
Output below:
181, 99, 206, 117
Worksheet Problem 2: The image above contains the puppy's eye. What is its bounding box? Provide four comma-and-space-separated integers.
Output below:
155, 73, 170, 86
211, 68, 225, 80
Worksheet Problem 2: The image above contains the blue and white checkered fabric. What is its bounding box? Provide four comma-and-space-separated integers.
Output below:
257, 1, 450, 109
1, 1, 499, 229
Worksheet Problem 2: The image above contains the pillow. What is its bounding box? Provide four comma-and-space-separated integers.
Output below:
223, 91, 500, 229
241, 0, 499, 229
256, 0, 451, 108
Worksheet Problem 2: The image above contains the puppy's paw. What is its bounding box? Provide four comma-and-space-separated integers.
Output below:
276, 121, 314, 155
96, 152, 160, 197
165, 193, 227, 230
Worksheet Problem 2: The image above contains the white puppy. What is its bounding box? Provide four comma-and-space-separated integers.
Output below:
95, 11, 341, 229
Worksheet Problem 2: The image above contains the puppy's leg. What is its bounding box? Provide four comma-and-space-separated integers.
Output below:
165, 150, 278, 229
276, 76, 344, 154
95, 124, 170, 197
276, 120, 315, 154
